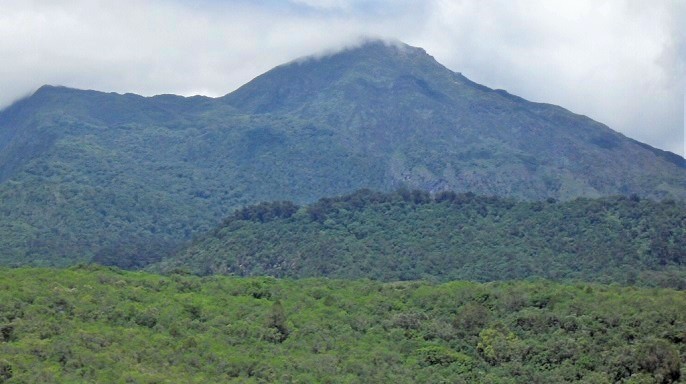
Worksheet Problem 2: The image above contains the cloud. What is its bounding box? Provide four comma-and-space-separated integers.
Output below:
410, 0, 684, 156
290, 0, 354, 11
0, 0, 682, 156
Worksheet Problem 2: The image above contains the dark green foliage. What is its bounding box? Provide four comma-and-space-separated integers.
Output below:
229, 201, 300, 224
265, 300, 289, 343
91, 236, 178, 269
0, 360, 11, 383
156, 190, 686, 288
0, 324, 13, 342
634, 339, 681, 383
0, 41, 684, 268
1, 267, 685, 383
416, 345, 465, 367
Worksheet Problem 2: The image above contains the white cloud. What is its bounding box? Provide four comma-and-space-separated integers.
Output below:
0, 0, 682, 156
410, 0, 684, 155
290, 0, 353, 10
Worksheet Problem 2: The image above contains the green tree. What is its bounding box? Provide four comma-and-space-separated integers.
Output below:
266, 300, 289, 343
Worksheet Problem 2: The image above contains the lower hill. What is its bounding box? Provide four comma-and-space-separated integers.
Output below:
0, 266, 684, 383
152, 190, 686, 288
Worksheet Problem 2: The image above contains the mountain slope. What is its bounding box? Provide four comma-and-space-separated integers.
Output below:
0, 40, 684, 267
152, 190, 686, 287
0, 85, 389, 266
224, 40, 685, 198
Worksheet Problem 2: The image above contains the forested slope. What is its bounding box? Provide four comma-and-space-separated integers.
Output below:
0, 40, 684, 267
0, 267, 684, 383
154, 190, 686, 287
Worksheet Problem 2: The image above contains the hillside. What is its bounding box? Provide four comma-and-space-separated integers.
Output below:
224, 40, 685, 199
0, 267, 684, 383
153, 190, 686, 287
0, 40, 684, 267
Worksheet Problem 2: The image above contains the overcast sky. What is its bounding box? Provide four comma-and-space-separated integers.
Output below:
1, 0, 684, 156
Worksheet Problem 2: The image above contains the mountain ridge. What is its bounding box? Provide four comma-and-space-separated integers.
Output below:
8, 42, 684, 167
0, 39, 684, 267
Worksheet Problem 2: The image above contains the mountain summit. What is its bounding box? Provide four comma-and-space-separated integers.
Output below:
228, 40, 685, 198
223, 40, 448, 113
0, 39, 684, 266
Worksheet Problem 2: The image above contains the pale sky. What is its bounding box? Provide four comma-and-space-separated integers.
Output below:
1, 0, 684, 156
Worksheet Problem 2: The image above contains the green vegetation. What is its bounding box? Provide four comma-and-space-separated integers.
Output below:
155, 189, 686, 288
0, 88, 382, 267
1, 41, 684, 383
0, 41, 684, 267
1, 266, 684, 383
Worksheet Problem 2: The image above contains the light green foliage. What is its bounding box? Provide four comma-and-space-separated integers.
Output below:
0, 267, 684, 383
477, 327, 521, 365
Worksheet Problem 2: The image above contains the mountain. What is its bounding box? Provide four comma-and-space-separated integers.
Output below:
0, 40, 684, 267
151, 189, 686, 287
223, 40, 685, 198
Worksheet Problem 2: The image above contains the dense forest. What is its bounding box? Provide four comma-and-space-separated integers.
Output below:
153, 189, 686, 288
0, 266, 684, 383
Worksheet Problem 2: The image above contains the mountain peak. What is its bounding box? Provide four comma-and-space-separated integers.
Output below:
286, 38, 438, 73
35, 84, 71, 93
29, 85, 90, 101
300, 38, 429, 62
222, 39, 452, 114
